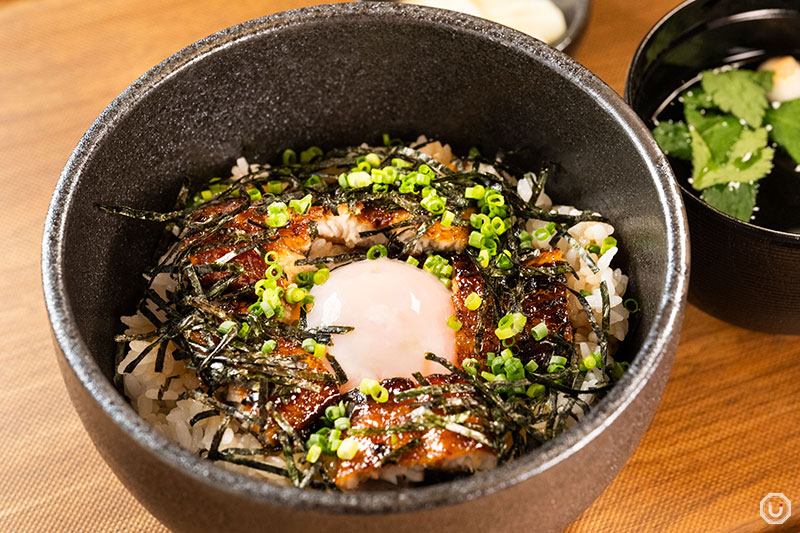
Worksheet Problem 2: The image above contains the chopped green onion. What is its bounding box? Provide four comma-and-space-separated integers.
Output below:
313, 268, 330, 285
359, 378, 378, 394
286, 286, 307, 304
288, 194, 313, 215
301, 338, 316, 354
465, 292, 482, 311
534, 227, 551, 241
359, 378, 390, 403
623, 298, 640, 313
365, 153, 381, 167
296, 271, 314, 287
267, 180, 284, 194
481, 371, 496, 382
260, 339, 277, 354
299, 146, 323, 164
462, 358, 479, 376
518, 230, 533, 249
495, 250, 513, 270
477, 249, 491, 268
423, 255, 452, 279
441, 210, 456, 227
582, 355, 597, 370
306, 444, 322, 464
579, 289, 592, 297
246, 188, 262, 202
254, 278, 275, 296
587, 243, 601, 254
237, 322, 250, 338
313, 342, 326, 359
497, 312, 527, 337
490, 217, 506, 235
267, 213, 289, 227
600, 236, 617, 255
217, 321, 236, 335
470, 213, 490, 229
282, 149, 297, 166
524, 360, 539, 374
611, 361, 630, 380
258, 300, 276, 319
468, 146, 481, 158
347, 171, 372, 188
421, 192, 446, 214
266, 202, 290, 227
405, 256, 419, 267
547, 355, 567, 373
531, 321, 549, 341
465, 185, 485, 200
264, 251, 279, 264
265, 263, 283, 280
483, 190, 505, 208
495, 327, 514, 340
446, 315, 462, 331
337, 437, 359, 460
304, 174, 322, 188
325, 402, 344, 421
468, 231, 483, 248
366, 244, 388, 260
526, 384, 546, 398
504, 357, 524, 380
481, 235, 498, 251
334, 417, 350, 431
391, 158, 412, 169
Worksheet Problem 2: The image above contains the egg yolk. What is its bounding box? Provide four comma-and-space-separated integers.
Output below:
305, 258, 457, 391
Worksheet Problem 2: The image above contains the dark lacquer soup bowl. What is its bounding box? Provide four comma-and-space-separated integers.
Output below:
626, 0, 800, 333
42, 3, 688, 532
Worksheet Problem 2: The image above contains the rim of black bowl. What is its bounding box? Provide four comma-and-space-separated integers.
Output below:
624, 0, 800, 244
43, 2, 688, 515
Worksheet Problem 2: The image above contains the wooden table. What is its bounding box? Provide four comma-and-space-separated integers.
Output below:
2, 1, 798, 531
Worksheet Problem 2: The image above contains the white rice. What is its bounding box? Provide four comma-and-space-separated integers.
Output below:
117, 153, 630, 485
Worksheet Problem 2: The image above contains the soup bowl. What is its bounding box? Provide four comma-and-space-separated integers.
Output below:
626, 0, 800, 333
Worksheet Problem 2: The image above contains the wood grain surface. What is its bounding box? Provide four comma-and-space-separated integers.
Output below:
1, 1, 799, 531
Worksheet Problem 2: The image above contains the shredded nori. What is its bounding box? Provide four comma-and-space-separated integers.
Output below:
107, 137, 630, 490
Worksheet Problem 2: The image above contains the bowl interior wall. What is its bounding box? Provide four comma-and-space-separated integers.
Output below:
63, 13, 667, 384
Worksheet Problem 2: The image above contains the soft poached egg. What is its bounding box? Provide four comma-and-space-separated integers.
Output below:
305, 258, 457, 391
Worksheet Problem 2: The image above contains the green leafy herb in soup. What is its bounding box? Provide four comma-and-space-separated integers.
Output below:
652, 56, 800, 226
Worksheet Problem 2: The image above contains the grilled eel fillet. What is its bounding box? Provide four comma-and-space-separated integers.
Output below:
451, 249, 573, 371
183, 198, 572, 481
334, 374, 496, 489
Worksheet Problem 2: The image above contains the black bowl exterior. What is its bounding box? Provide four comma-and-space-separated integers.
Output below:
626, 0, 800, 334
43, 3, 688, 532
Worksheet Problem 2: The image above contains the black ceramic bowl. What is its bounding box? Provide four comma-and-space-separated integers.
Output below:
626, 0, 800, 333
43, 3, 688, 532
